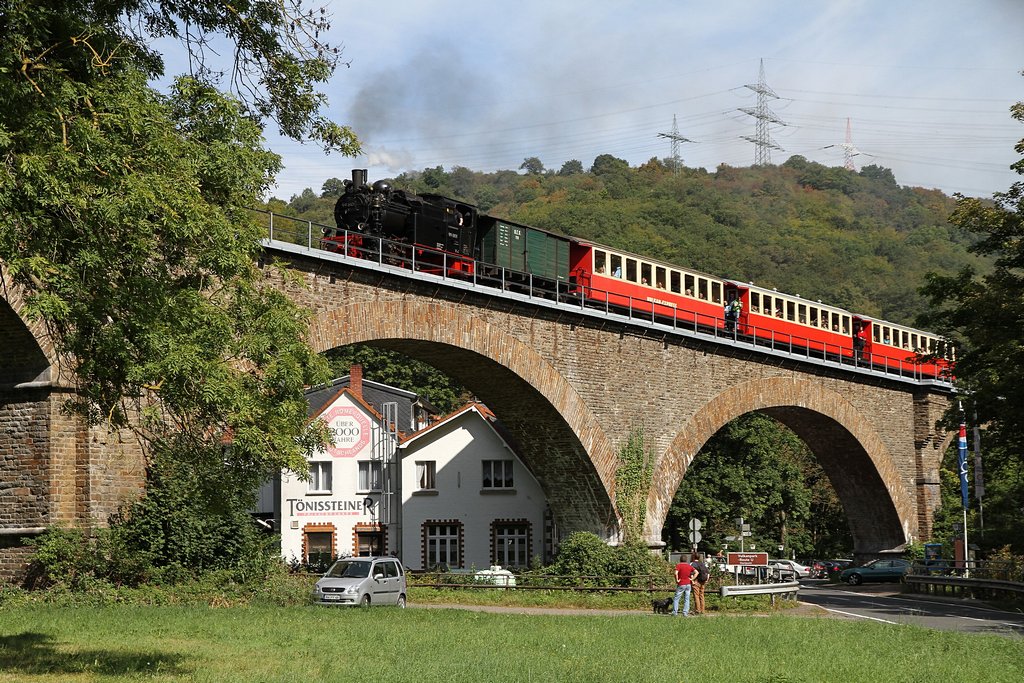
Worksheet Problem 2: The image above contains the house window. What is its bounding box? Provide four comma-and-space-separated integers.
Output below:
358, 461, 382, 492
493, 522, 531, 568
482, 460, 514, 489
304, 530, 334, 566
356, 531, 383, 556
416, 461, 436, 490
308, 461, 332, 494
424, 522, 462, 569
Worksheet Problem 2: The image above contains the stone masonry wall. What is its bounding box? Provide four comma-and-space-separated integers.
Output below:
264, 250, 952, 553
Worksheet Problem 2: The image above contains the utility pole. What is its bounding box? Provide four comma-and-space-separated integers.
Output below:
658, 114, 693, 174
739, 59, 785, 165
841, 117, 859, 171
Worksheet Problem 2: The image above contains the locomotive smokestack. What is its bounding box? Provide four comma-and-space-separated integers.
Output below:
352, 169, 368, 188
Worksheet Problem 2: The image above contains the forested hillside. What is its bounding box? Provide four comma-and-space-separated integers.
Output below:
269, 155, 988, 328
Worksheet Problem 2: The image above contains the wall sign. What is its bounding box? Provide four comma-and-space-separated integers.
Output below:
323, 406, 371, 457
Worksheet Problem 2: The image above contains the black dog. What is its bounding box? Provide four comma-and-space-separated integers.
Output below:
651, 597, 672, 614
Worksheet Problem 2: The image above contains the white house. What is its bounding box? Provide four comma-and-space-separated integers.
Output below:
399, 403, 549, 571
262, 366, 551, 570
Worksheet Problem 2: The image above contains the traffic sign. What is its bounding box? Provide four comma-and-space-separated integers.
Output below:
727, 552, 768, 567
688, 530, 702, 545
688, 518, 702, 532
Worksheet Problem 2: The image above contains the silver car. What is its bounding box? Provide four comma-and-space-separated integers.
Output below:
312, 557, 407, 608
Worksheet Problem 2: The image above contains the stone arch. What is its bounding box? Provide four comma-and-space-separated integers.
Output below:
647, 376, 916, 555
308, 300, 620, 538
0, 270, 58, 386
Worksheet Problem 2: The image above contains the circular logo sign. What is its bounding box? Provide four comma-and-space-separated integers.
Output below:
323, 406, 371, 458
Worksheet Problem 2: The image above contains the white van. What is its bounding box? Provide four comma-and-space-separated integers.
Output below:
312, 557, 408, 608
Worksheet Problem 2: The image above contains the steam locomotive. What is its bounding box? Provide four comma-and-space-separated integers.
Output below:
323, 170, 954, 380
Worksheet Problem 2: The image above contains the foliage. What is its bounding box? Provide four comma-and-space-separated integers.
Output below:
0, 1, 351, 514
664, 414, 847, 559
919, 93, 1024, 554
546, 532, 671, 587
614, 428, 655, 544
323, 344, 470, 415
24, 457, 283, 590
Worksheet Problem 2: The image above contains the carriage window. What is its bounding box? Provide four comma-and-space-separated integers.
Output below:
640, 262, 652, 286
882, 327, 892, 345
655, 267, 667, 289
625, 259, 637, 282
798, 304, 807, 324
786, 301, 795, 322
697, 278, 708, 301
610, 254, 622, 278
750, 292, 760, 313
831, 314, 841, 332
927, 338, 935, 354
810, 308, 818, 327
594, 250, 607, 274
684, 274, 695, 296
670, 271, 681, 293
711, 282, 722, 304
910, 334, 919, 351
842, 317, 850, 335
873, 326, 880, 343
902, 331, 910, 349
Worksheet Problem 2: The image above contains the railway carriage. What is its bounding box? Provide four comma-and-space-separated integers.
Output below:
323, 169, 953, 380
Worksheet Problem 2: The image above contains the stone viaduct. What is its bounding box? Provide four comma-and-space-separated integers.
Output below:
0, 241, 953, 578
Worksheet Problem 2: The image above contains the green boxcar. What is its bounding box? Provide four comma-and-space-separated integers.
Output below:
479, 218, 569, 283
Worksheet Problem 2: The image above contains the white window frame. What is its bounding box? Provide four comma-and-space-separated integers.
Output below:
416, 461, 436, 490
307, 460, 332, 494
358, 460, 382, 492
494, 523, 530, 568
425, 522, 461, 568
482, 459, 514, 489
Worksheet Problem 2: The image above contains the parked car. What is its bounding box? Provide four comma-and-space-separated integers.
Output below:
767, 561, 798, 582
817, 559, 852, 579
840, 558, 911, 585
312, 556, 408, 607
770, 559, 811, 579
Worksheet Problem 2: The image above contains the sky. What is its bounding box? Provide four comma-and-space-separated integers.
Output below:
255, 0, 1024, 201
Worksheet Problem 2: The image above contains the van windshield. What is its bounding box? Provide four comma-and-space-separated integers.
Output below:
326, 560, 370, 579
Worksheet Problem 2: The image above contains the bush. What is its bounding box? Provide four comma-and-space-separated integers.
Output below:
545, 532, 672, 588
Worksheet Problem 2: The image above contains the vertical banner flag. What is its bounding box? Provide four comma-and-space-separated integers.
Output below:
973, 422, 985, 501
957, 422, 970, 510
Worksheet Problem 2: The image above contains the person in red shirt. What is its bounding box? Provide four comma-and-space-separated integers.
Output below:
672, 559, 698, 616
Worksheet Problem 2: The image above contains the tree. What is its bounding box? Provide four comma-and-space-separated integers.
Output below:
0, 2, 355, 507
919, 95, 1024, 552
559, 159, 584, 176
321, 178, 347, 197
664, 414, 823, 557
920, 97, 1024, 457
520, 157, 545, 175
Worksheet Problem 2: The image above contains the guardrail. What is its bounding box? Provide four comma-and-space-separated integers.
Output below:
254, 208, 952, 386
904, 574, 1024, 603
720, 580, 801, 606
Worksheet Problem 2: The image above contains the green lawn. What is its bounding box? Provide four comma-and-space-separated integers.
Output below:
1, 604, 1021, 682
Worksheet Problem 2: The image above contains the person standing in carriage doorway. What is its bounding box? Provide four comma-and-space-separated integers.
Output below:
690, 552, 709, 615
672, 557, 698, 616
724, 295, 742, 333
853, 322, 867, 363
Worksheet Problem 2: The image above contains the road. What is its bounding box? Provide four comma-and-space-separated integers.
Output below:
797, 579, 1024, 638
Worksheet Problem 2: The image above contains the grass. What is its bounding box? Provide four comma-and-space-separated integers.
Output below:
1, 603, 1022, 682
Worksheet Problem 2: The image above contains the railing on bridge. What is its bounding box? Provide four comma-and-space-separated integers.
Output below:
255, 209, 951, 386
905, 560, 1024, 603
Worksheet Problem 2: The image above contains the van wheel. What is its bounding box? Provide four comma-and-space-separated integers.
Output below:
397, 595, 406, 609
359, 594, 371, 607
